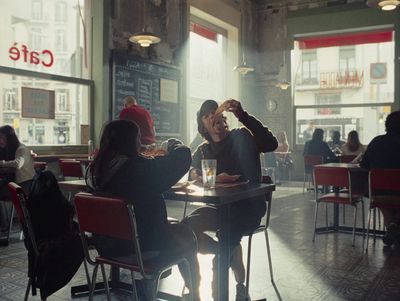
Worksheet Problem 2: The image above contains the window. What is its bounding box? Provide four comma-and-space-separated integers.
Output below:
55, 30, 67, 52
316, 94, 341, 115
4, 89, 17, 111
339, 46, 355, 74
57, 90, 69, 111
293, 29, 394, 145
55, 1, 67, 22
32, 0, 42, 20
301, 50, 318, 84
31, 28, 42, 50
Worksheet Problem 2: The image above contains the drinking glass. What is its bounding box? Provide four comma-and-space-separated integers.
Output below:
201, 159, 217, 188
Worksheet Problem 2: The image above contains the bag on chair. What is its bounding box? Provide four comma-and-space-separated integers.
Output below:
25, 170, 83, 299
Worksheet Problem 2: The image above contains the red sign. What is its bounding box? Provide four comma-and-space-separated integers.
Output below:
8, 42, 54, 68
320, 71, 364, 89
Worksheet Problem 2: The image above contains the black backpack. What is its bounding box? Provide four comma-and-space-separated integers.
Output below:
27, 170, 74, 240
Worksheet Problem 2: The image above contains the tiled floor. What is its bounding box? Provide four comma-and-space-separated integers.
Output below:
1, 182, 400, 300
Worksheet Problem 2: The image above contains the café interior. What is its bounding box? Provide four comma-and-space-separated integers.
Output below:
1, 0, 400, 300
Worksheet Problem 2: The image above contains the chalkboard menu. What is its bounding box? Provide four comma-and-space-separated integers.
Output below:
112, 53, 181, 135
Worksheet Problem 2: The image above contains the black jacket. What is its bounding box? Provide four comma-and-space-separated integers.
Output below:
360, 133, 400, 169
89, 144, 191, 254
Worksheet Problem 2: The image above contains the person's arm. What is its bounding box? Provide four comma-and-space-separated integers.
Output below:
144, 140, 192, 193
359, 144, 371, 169
222, 99, 277, 152
189, 145, 202, 181
0, 146, 27, 169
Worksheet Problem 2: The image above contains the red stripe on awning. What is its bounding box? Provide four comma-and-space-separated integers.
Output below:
298, 31, 393, 49
190, 23, 218, 42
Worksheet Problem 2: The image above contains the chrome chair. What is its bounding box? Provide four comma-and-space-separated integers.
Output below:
74, 192, 196, 301
303, 155, 324, 193
366, 169, 400, 252
313, 166, 365, 246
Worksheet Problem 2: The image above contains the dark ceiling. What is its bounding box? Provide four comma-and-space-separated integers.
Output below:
253, 0, 367, 10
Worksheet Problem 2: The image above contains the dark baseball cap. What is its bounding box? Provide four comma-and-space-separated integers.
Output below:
198, 99, 218, 118
197, 99, 218, 138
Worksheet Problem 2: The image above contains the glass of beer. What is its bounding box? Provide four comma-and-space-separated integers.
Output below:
201, 159, 217, 188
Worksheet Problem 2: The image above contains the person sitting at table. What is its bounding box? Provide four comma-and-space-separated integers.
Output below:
303, 128, 336, 162
182, 99, 278, 301
274, 131, 293, 181
360, 110, 400, 246
87, 119, 201, 301
119, 95, 156, 150
340, 130, 365, 160
0, 125, 35, 232
328, 130, 345, 154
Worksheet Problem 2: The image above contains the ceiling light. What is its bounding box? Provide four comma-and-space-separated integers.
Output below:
129, 32, 160, 47
275, 80, 290, 90
379, 0, 400, 10
233, 64, 255, 75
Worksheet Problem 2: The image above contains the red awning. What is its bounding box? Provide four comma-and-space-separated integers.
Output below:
297, 30, 393, 49
190, 22, 218, 42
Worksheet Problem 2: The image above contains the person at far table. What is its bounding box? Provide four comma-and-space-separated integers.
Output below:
328, 130, 345, 155
340, 130, 365, 162
0, 125, 35, 232
360, 110, 400, 246
303, 128, 336, 162
182, 99, 278, 301
275, 131, 293, 182
119, 95, 156, 150
87, 120, 201, 301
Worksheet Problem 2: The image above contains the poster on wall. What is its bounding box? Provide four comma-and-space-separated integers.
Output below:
21, 87, 55, 119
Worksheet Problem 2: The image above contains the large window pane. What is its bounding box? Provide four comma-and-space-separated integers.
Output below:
296, 106, 391, 145
292, 30, 395, 105
0, 0, 89, 78
0, 72, 90, 146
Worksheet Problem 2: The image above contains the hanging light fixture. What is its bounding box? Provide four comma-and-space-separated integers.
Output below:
129, 0, 161, 47
234, 0, 254, 75
366, 0, 400, 11
275, 7, 290, 90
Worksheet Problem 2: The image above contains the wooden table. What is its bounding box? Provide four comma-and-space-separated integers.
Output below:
58, 179, 87, 195
314, 163, 376, 235
170, 182, 275, 301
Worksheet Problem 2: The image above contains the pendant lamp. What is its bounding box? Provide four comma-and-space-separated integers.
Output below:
129, 1, 161, 47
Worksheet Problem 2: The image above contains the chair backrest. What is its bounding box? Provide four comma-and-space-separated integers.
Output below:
59, 159, 84, 178
304, 155, 324, 171
369, 169, 400, 195
313, 166, 349, 189
33, 161, 47, 171
339, 155, 357, 163
7, 182, 39, 255
74, 192, 145, 272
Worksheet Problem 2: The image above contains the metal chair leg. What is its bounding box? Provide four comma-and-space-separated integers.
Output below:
83, 260, 91, 289
130, 272, 139, 301
8, 205, 15, 240
303, 172, 306, 194
100, 264, 111, 301
352, 205, 358, 247
313, 202, 319, 242
366, 209, 372, 253
245, 233, 253, 299
264, 230, 274, 283
89, 264, 99, 301
24, 277, 32, 301
325, 203, 329, 230
361, 201, 365, 237
343, 204, 346, 224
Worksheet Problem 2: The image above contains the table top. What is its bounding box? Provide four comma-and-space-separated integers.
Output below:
58, 179, 87, 191
170, 182, 275, 205
316, 162, 366, 170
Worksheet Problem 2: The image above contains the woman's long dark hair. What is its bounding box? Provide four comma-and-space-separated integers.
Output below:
311, 128, 324, 142
0, 125, 21, 160
90, 120, 140, 185
347, 130, 361, 152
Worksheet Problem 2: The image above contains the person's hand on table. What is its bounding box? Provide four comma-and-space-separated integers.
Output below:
216, 172, 240, 183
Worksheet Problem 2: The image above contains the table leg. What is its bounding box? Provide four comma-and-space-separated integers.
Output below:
218, 204, 230, 301
333, 203, 339, 231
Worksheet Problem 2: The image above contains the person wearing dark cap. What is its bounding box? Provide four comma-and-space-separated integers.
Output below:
360, 110, 400, 246
182, 98, 278, 301
119, 95, 156, 148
